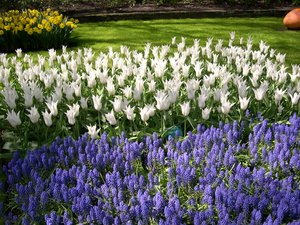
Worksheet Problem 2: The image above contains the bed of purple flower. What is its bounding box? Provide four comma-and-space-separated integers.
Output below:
1, 114, 300, 224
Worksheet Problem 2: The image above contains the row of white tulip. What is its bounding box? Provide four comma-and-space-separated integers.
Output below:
0, 33, 299, 144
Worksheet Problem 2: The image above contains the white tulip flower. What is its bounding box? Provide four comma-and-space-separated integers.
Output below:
110, 97, 123, 113
180, 101, 190, 117
276, 53, 286, 64
198, 94, 208, 109
87, 73, 96, 88
62, 84, 74, 101
27, 106, 40, 123
106, 77, 115, 96
274, 88, 286, 105
124, 105, 135, 121
42, 110, 52, 127
16, 49, 22, 58
155, 91, 170, 111
221, 101, 234, 114
147, 104, 156, 117
87, 124, 100, 139
289, 73, 300, 82
122, 86, 133, 99
2, 87, 18, 109
237, 80, 249, 98
148, 80, 156, 92
182, 64, 190, 77
46, 100, 58, 116
68, 103, 80, 117
80, 97, 88, 109
253, 82, 268, 101
140, 106, 150, 122
289, 92, 300, 105
133, 89, 143, 101
52, 86, 63, 103
6, 110, 21, 128
171, 37, 176, 45
239, 37, 243, 45
72, 83, 81, 97
65, 109, 76, 125
105, 110, 117, 125
202, 107, 212, 120
92, 95, 102, 111
239, 96, 250, 110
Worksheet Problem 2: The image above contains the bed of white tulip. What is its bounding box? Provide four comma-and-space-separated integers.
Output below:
1, 33, 299, 148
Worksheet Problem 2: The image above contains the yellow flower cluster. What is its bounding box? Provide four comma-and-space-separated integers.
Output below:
0, 9, 79, 36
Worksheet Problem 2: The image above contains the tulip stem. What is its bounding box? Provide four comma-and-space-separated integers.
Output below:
98, 111, 101, 134
187, 116, 195, 130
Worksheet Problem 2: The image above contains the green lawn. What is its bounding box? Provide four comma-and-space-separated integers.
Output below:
10, 17, 299, 65
66, 17, 300, 65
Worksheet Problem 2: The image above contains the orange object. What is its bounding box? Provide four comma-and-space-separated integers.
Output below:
283, 8, 300, 29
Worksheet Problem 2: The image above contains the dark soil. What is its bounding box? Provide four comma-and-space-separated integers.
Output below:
59, 1, 298, 17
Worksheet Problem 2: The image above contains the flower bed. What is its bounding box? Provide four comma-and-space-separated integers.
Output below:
0, 9, 78, 52
1, 34, 299, 149
1, 115, 300, 224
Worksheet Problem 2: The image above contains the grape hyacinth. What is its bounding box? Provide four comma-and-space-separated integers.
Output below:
1, 115, 300, 224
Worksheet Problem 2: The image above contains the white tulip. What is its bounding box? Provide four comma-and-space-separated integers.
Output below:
237, 80, 249, 98
274, 88, 286, 105
46, 100, 58, 116
110, 97, 123, 113
27, 106, 40, 123
148, 80, 156, 92
106, 77, 115, 96
6, 110, 21, 127
198, 94, 208, 109
52, 86, 63, 103
87, 72, 96, 88
105, 110, 117, 125
62, 84, 74, 101
202, 107, 212, 120
147, 104, 156, 117
2, 87, 18, 109
221, 101, 234, 114
140, 106, 150, 122
289, 92, 300, 105
65, 109, 76, 125
87, 124, 100, 139
239, 96, 250, 110
289, 73, 300, 82
42, 110, 52, 127
253, 81, 268, 101
276, 53, 286, 64
182, 64, 190, 77
92, 95, 102, 111
155, 91, 170, 111
72, 83, 81, 97
80, 97, 88, 109
133, 89, 143, 101
122, 86, 133, 99
171, 37, 176, 45
123, 105, 135, 121
239, 37, 243, 45
68, 103, 80, 117
180, 101, 190, 117
16, 49, 22, 58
